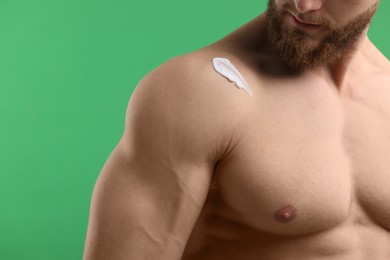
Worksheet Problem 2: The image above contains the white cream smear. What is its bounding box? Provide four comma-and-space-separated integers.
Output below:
212, 57, 253, 96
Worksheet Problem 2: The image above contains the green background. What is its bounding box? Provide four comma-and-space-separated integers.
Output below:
0, 0, 388, 259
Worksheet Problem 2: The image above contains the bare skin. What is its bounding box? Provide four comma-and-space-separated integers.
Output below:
83, 1, 390, 259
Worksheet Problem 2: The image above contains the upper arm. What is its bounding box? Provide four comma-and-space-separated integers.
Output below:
83, 56, 228, 260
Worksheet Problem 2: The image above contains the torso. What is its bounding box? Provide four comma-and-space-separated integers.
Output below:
181, 15, 390, 260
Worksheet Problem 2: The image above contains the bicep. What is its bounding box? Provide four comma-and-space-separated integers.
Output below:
83, 143, 212, 260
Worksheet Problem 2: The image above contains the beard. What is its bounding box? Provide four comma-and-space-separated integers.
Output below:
265, 0, 378, 72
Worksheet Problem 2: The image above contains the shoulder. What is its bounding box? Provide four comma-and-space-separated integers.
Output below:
365, 39, 390, 75
130, 49, 255, 127
136, 53, 220, 102
122, 51, 249, 165
138, 50, 256, 101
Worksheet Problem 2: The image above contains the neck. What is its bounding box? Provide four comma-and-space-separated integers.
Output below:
323, 30, 370, 91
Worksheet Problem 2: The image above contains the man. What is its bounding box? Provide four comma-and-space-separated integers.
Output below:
83, 0, 390, 259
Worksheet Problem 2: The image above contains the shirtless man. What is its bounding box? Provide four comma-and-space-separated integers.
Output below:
83, 0, 390, 259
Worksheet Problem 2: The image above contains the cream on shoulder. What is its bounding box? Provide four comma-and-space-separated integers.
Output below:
212, 57, 253, 96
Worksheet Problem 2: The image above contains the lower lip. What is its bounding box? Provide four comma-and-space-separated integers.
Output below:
289, 14, 322, 30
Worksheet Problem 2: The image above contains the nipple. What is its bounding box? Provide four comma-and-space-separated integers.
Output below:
274, 204, 297, 223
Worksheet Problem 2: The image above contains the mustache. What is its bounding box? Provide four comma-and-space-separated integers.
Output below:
281, 2, 334, 28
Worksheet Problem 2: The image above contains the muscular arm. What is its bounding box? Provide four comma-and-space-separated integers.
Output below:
83, 56, 227, 260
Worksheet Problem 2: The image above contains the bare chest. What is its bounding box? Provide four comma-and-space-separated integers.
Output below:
214, 80, 390, 236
